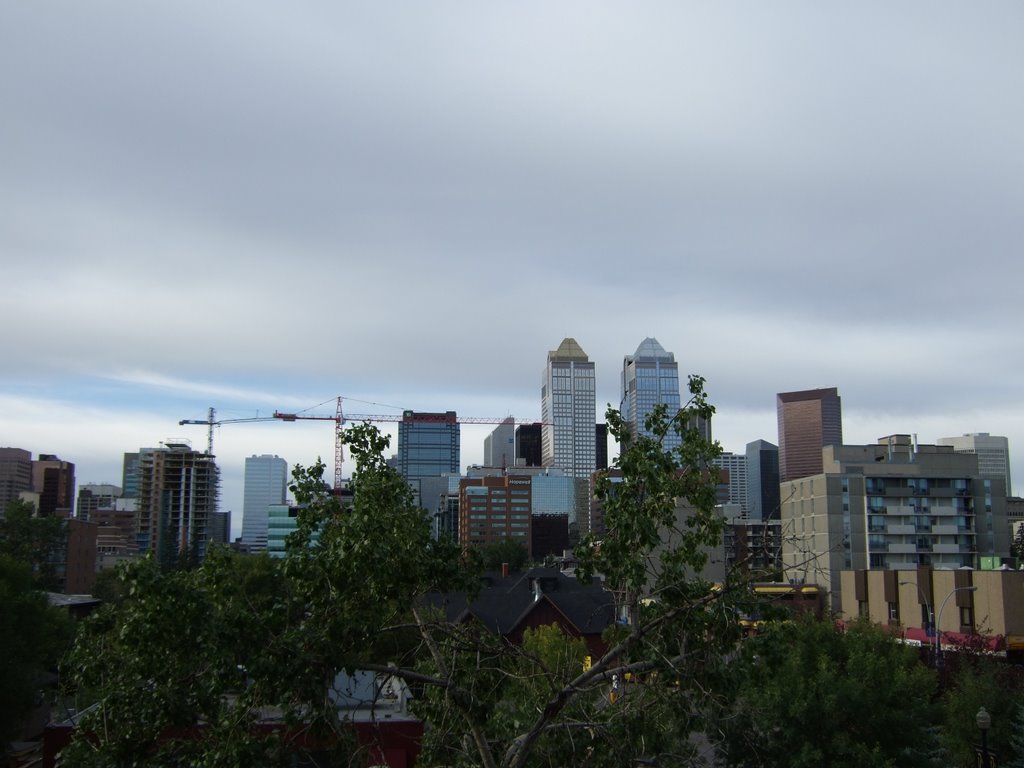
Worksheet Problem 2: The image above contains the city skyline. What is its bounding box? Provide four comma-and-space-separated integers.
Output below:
2, 4, 1022, 537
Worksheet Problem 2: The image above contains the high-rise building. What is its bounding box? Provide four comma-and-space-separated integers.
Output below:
541, 338, 596, 476
515, 423, 543, 467
713, 453, 749, 515
209, 510, 231, 546
621, 337, 682, 451
241, 454, 289, 551
0, 447, 32, 518
595, 423, 608, 471
122, 452, 140, 498
745, 440, 781, 521
136, 442, 219, 564
397, 411, 461, 506
458, 475, 532, 553
483, 418, 517, 469
32, 454, 75, 517
776, 387, 843, 482
780, 434, 1009, 612
542, 338, 596, 533
76, 484, 122, 521
937, 433, 1012, 496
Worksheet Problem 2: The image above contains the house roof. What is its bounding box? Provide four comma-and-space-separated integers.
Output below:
429, 567, 615, 637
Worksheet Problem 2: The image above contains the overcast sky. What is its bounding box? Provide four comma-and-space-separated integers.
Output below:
2, 2, 1022, 536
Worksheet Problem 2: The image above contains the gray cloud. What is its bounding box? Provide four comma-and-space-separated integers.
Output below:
2, 2, 1023, 512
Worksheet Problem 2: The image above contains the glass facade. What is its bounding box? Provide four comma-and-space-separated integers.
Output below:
776, 388, 843, 482
241, 454, 289, 551
621, 337, 682, 452
541, 338, 596, 479
397, 411, 461, 488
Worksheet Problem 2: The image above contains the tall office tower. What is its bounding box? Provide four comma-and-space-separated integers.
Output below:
397, 411, 461, 506
76, 484, 122, 521
241, 454, 288, 551
209, 510, 231, 546
32, 454, 75, 517
776, 387, 843, 482
0, 447, 32, 518
595, 424, 608, 470
515, 423, 543, 467
136, 441, 219, 564
421, 474, 461, 540
483, 418, 516, 468
712, 452, 749, 515
542, 338, 596, 534
937, 433, 1013, 496
621, 337, 682, 450
122, 451, 154, 499
745, 439, 781, 521
541, 338, 596, 476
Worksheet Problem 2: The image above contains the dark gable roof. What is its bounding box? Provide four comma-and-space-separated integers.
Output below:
427, 567, 615, 637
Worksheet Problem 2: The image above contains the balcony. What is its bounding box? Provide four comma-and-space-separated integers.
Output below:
888, 542, 917, 554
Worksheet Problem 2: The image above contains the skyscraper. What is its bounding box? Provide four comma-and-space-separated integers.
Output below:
515, 423, 543, 467
0, 447, 32, 518
483, 417, 516, 468
541, 338, 596, 477
937, 433, 1012, 496
121, 452, 141, 499
76, 484, 122, 521
542, 338, 596, 537
776, 387, 843, 482
745, 439, 781, 521
712, 452, 749, 515
241, 454, 288, 551
136, 441, 219, 564
621, 337, 682, 451
32, 454, 75, 517
397, 411, 461, 506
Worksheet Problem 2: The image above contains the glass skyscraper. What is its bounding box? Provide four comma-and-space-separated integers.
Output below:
241, 454, 289, 551
397, 411, 461, 507
541, 338, 596, 477
776, 387, 843, 482
621, 337, 682, 452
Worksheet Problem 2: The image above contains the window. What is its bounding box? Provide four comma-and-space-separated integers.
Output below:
859, 600, 869, 618
960, 605, 974, 629
888, 602, 899, 623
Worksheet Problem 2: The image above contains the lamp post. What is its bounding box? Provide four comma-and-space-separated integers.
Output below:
900, 580, 934, 663
976, 706, 992, 768
935, 585, 978, 667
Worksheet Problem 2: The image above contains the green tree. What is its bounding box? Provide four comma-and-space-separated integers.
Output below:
940, 654, 1024, 768
1012, 524, 1024, 564
0, 498, 66, 590
412, 376, 745, 767
720, 616, 939, 768
62, 378, 743, 768
0, 555, 73, 748
64, 551, 325, 767
479, 538, 529, 571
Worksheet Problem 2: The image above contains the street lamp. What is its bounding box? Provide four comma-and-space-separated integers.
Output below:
935, 585, 978, 667
976, 706, 992, 768
900, 580, 935, 662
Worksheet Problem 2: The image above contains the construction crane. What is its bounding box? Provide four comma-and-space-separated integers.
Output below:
178, 407, 279, 456
273, 396, 543, 491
